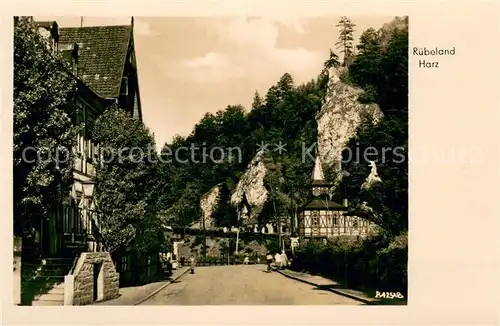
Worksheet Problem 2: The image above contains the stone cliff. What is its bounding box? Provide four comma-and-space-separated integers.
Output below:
196, 68, 383, 226
230, 150, 268, 222
317, 67, 382, 189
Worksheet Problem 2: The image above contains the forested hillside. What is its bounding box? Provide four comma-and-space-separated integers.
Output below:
157, 16, 409, 241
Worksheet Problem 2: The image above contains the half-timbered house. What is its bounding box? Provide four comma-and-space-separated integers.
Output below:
297, 155, 376, 239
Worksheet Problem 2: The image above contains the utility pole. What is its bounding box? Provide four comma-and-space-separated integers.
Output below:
80, 17, 84, 28
202, 212, 207, 257
274, 187, 281, 251
235, 210, 240, 254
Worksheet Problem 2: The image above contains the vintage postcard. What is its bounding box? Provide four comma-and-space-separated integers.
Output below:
3, 1, 499, 325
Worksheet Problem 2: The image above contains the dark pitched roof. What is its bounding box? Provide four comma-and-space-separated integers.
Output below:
301, 197, 346, 211
58, 25, 132, 99
312, 179, 332, 187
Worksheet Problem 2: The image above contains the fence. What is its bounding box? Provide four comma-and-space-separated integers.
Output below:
114, 251, 164, 287
179, 255, 267, 267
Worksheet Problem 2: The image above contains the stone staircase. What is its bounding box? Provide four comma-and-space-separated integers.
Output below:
21, 257, 75, 306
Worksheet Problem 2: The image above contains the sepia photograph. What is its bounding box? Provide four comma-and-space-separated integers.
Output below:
13, 15, 408, 306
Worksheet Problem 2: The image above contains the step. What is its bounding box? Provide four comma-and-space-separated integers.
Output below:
23, 259, 74, 266
34, 292, 64, 301
22, 283, 64, 294
31, 299, 64, 306
22, 279, 65, 290
22, 275, 66, 282
21, 282, 65, 305
23, 262, 73, 267
22, 269, 68, 277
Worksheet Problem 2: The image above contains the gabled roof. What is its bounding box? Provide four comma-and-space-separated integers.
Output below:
300, 197, 346, 211
58, 25, 132, 99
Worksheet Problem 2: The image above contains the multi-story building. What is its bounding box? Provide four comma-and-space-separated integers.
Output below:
18, 18, 147, 305
34, 18, 143, 257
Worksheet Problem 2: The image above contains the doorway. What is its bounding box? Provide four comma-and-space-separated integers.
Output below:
92, 262, 103, 302
41, 216, 51, 257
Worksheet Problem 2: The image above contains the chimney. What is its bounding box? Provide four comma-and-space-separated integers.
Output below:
71, 43, 79, 75
50, 21, 59, 52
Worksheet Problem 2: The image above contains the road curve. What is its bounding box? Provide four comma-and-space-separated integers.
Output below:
140, 264, 363, 305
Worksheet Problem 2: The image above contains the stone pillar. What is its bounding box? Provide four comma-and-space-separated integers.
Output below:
64, 275, 74, 305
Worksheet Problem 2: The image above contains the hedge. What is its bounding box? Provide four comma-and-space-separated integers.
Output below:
291, 232, 407, 296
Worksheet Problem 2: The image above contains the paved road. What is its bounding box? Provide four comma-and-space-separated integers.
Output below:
140, 265, 362, 305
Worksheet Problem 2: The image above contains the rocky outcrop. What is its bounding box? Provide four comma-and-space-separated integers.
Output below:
361, 160, 382, 190
193, 151, 269, 229
230, 150, 268, 221
193, 185, 221, 229
193, 65, 385, 227
316, 67, 383, 189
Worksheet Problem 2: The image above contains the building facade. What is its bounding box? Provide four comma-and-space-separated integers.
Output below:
35, 18, 143, 258
298, 155, 376, 239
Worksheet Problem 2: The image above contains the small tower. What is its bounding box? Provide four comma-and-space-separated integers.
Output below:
297, 154, 346, 238
311, 155, 329, 197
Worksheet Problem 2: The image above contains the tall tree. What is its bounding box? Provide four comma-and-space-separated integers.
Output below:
323, 49, 341, 71
251, 91, 264, 110
341, 18, 408, 237
93, 106, 166, 253
212, 182, 238, 227
335, 16, 356, 67
13, 17, 78, 236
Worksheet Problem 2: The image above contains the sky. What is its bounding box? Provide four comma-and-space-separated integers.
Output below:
34, 16, 393, 149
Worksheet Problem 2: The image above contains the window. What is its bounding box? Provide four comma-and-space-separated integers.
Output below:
94, 143, 100, 161
86, 139, 96, 161
121, 77, 128, 96
333, 216, 338, 226
352, 218, 359, 229
311, 212, 320, 228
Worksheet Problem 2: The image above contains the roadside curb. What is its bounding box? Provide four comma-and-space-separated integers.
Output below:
275, 269, 374, 305
133, 267, 190, 305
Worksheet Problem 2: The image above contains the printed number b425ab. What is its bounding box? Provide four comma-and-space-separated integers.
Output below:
375, 291, 404, 299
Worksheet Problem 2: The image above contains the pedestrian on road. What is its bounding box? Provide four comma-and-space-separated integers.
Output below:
280, 250, 288, 270
243, 255, 250, 265
274, 252, 282, 270
167, 257, 173, 275
266, 252, 273, 272
189, 255, 196, 274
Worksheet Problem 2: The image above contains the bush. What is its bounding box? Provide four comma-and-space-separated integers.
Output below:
292, 233, 407, 295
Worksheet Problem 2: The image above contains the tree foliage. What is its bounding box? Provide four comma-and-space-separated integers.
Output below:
155, 70, 324, 229
13, 17, 78, 236
323, 49, 341, 71
341, 17, 408, 236
335, 16, 356, 66
93, 106, 167, 253
211, 183, 238, 228
155, 17, 407, 243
